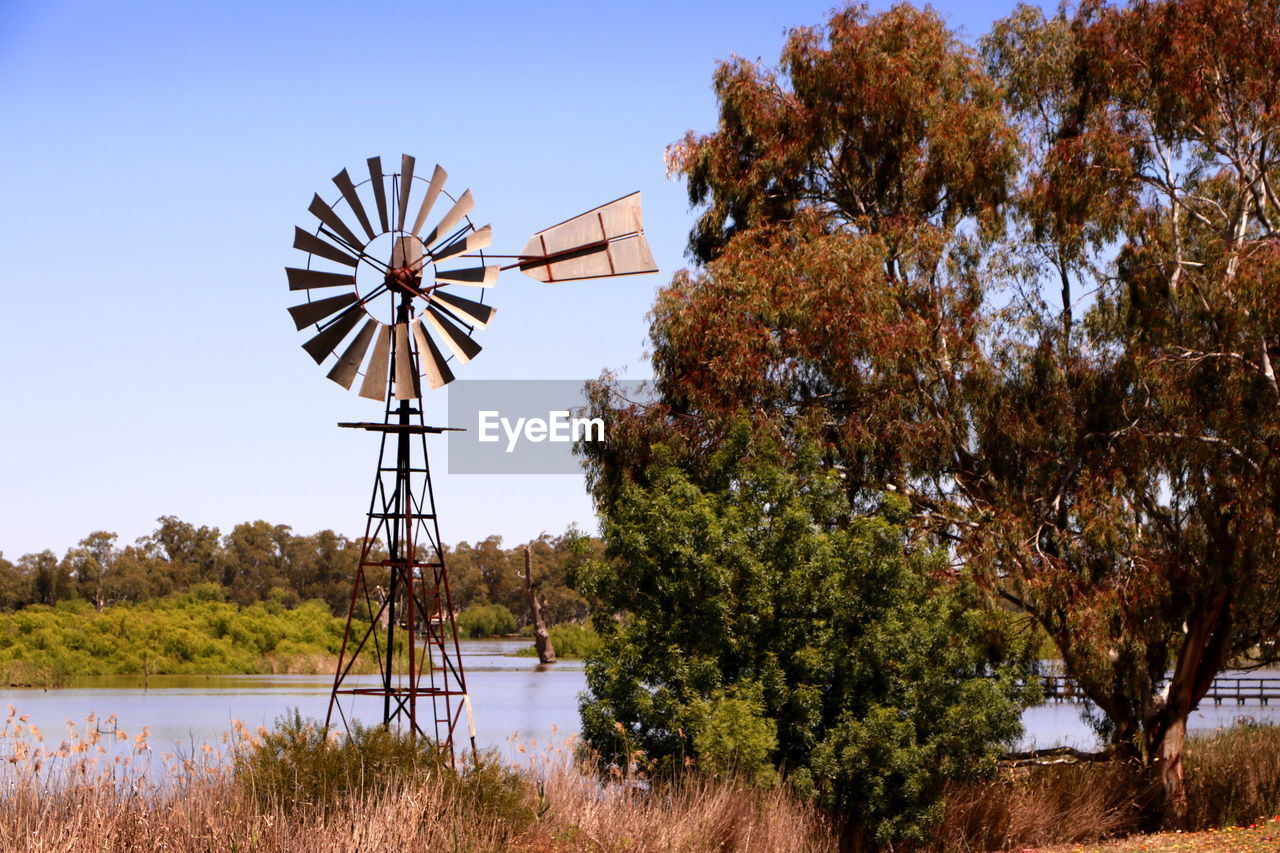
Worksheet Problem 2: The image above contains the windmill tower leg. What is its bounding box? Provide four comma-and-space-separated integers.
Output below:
325, 295, 475, 762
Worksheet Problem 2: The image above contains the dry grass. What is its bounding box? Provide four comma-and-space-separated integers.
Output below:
1029, 816, 1280, 852
526, 745, 837, 852
0, 710, 836, 853
0, 766, 837, 853
936, 762, 1149, 851
4, 707, 1278, 853
1183, 721, 1280, 830
933, 724, 1280, 851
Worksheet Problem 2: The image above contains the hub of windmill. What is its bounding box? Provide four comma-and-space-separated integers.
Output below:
386, 266, 423, 296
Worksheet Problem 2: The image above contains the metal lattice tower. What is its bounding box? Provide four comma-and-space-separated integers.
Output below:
325, 291, 474, 756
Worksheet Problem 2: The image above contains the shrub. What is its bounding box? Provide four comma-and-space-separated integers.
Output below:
0, 595, 377, 678
691, 684, 778, 787
577, 437, 1037, 845
233, 710, 538, 838
187, 583, 226, 602
456, 604, 516, 638
549, 623, 601, 658
233, 710, 445, 811
442, 748, 540, 838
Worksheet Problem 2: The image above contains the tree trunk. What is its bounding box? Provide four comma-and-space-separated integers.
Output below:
524, 545, 556, 664
1157, 716, 1188, 827
1145, 585, 1234, 828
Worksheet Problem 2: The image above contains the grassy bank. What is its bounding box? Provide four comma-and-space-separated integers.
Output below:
1, 709, 1278, 851
0, 588, 379, 685
0, 711, 834, 853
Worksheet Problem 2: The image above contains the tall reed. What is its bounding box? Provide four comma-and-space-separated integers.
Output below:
934, 723, 1280, 851
0, 710, 836, 852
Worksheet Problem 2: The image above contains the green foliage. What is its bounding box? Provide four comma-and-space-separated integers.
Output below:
689, 683, 778, 787
576, 431, 1038, 844
234, 711, 538, 835
234, 710, 444, 811
0, 593, 373, 684
447, 531, 597, 628
547, 622, 601, 658
1, 518, 597, 634
456, 603, 517, 638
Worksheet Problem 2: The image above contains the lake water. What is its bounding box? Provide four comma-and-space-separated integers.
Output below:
1, 640, 1276, 773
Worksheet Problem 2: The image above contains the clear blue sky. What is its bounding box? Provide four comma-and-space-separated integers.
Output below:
0, 0, 1022, 559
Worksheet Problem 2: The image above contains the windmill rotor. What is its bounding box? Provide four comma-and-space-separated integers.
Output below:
289, 155, 658, 404
287, 155, 498, 400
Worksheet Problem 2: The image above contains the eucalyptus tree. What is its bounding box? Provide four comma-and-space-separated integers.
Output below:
579, 5, 1038, 842
581, 0, 1280, 824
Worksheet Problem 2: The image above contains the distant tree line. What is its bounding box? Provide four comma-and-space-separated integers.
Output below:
0, 517, 598, 626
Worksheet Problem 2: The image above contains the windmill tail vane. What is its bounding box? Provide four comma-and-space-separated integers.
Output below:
284, 154, 657, 759
512, 192, 657, 283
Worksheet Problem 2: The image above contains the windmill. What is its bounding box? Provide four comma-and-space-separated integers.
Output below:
287, 155, 656, 758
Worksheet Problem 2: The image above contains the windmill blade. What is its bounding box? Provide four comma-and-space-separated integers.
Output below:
423, 189, 474, 247
294, 227, 359, 268
307, 194, 362, 251
432, 225, 491, 263
432, 290, 496, 328
392, 236, 424, 270
393, 323, 420, 400
397, 154, 415, 232
286, 268, 354, 291
518, 192, 658, 282
410, 164, 447, 238
424, 305, 482, 364
358, 324, 391, 400
432, 265, 498, 287
288, 291, 359, 330
302, 305, 364, 364
412, 318, 455, 389
332, 168, 378, 241
327, 319, 377, 389
367, 156, 390, 234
